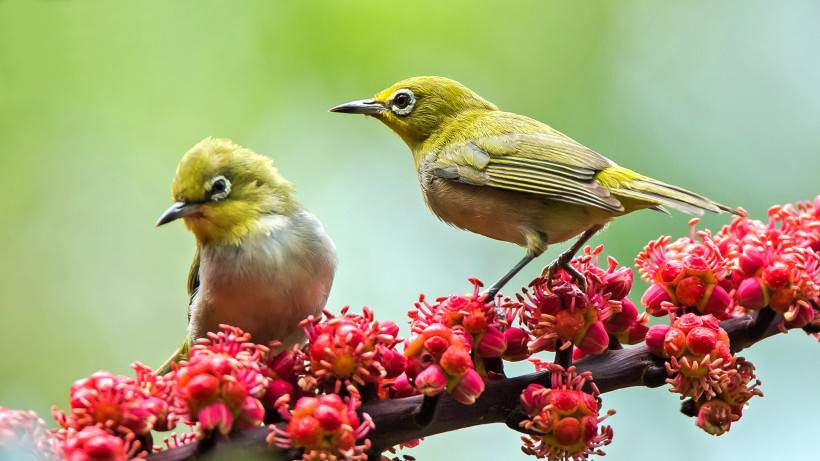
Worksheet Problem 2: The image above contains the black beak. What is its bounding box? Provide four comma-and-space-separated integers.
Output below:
155, 201, 201, 227
329, 99, 385, 115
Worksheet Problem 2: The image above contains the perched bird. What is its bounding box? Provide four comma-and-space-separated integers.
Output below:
155, 138, 336, 372
331, 76, 737, 296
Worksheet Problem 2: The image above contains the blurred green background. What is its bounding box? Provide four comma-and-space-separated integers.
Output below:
1, 1, 818, 459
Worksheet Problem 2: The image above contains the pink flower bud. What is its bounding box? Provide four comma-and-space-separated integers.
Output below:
221, 380, 248, 409
551, 389, 580, 414
663, 327, 687, 358
462, 313, 487, 334
675, 276, 706, 306
236, 397, 265, 429
378, 320, 400, 339
290, 414, 321, 448
380, 348, 407, 379
451, 369, 485, 405
604, 298, 638, 334
645, 325, 670, 357
477, 326, 506, 358
314, 403, 343, 431
186, 374, 220, 403
737, 276, 767, 310
536, 291, 563, 314
738, 245, 765, 276
390, 373, 417, 398
554, 417, 582, 446
659, 260, 684, 283
603, 267, 633, 300
577, 321, 609, 356
198, 401, 233, 435
676, 313, 703, 333
701, 285, 731, 318
422, 323, 453, 341
264, 379, 294, 410
623, 319, 649, 344
520, 384, 549, 413
641, 284, 673, 316
439, 346, 472, 377
423, 336, 450, 357
502, 328, 531, 362
415, 365, 447, 396
63, 426, 127, 461
686, 327, 718, 355
763, 263, 790, 289
554, 282, 588, 310
683, 254, 708, 274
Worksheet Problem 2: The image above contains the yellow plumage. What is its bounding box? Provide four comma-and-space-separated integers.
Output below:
332, 76, 737, 293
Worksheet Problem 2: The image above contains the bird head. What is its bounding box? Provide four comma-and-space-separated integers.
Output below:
330, 76, 497, 150
156, 137, 296, 245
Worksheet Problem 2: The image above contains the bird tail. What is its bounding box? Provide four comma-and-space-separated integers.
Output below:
155, 339, 189, 375
598, 166, 740, 216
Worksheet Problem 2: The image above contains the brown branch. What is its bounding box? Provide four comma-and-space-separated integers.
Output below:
148, 309, 790, 461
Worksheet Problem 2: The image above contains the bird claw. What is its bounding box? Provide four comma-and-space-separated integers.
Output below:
542, 258, 588, 292
480, 288, 506, 322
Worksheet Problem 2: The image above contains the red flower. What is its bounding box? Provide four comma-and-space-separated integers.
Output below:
301, 307, 403, 394
60, 426, 143, 461
646, 313, 732, 401
403, 323, 485, 402
636, 219, 733, 319
518, 363, 614, 461
53, 368, 168, 439
268, 391, 374, 461
170, 325, 269, 436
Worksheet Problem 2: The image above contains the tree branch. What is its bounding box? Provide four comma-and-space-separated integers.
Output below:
147, 309, 792, 461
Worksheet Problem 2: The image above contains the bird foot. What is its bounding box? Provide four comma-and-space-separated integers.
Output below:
542, 257, 588, 292
480, 287, 506, 322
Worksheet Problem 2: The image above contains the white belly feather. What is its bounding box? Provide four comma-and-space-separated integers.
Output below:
189, 209, 336, 347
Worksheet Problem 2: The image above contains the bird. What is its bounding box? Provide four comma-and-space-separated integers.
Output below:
330, 76, 737, 297
155, 137, 337, 373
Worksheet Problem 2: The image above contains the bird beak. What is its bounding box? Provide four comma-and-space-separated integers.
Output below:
329, 99, 385, 115
155, 201, 201, 227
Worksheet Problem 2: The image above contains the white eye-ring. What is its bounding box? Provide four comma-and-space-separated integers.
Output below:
207, 175, 231, 202
390, 89, 415, 116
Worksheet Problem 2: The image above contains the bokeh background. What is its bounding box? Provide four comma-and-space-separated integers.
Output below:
1, 1, 818, 459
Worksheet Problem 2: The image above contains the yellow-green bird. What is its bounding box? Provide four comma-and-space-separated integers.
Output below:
331, 76, 737, 296
155, 138, 337, 372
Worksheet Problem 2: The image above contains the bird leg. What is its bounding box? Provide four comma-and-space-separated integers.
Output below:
542, 225, 604, 292
485, 254, 536, 301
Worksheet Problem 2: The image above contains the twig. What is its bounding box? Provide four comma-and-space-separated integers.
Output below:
147, 310, 795, 461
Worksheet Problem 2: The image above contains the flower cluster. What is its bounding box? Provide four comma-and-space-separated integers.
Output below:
60, 426, 141, 461
645, 313, 761, 435
170, 325, 269, 435
518, 362, 614, 461
636, 219, 733, 319
410, 278, 515, 372
517, 247, 646, 357
715, 201, 820, 327
268, 392, 374, 461
301, 307, 404, 394
403, 323, 485, 404
1, 407, 61, 460
52, 363, 175, 455
645, 313, 732, 400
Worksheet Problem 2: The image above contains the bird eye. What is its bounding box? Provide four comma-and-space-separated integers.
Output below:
390, 89, 415, 116
207, 175, 231, 202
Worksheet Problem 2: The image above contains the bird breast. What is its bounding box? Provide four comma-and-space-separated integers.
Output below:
190, 209, 336, 347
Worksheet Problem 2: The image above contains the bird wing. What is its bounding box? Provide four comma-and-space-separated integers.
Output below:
428, 132, 624, 212
186, 247, 201, 322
